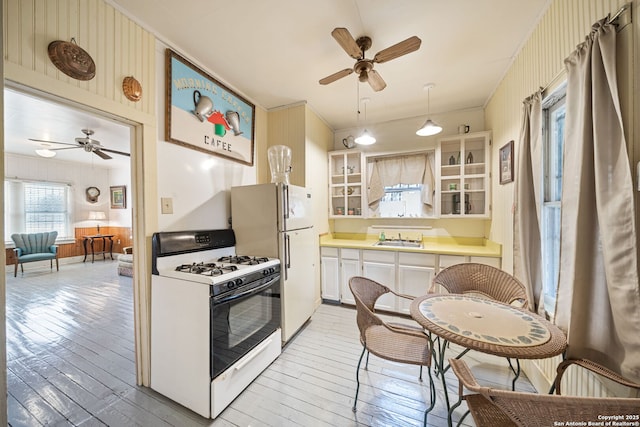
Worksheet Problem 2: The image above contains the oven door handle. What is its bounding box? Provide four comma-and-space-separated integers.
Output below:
212, 275, 280, 305
234, 336, 274, 372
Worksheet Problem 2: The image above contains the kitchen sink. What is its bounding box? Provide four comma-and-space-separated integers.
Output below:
374, 240, 423, 249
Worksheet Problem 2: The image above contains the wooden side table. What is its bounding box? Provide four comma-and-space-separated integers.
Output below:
83, 234, 115, 263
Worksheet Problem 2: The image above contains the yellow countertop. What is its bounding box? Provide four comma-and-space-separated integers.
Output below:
320, 233, 501, 258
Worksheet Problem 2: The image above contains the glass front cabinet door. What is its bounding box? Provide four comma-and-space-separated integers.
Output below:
436, 131, 491, 218
328, 150, 364, 218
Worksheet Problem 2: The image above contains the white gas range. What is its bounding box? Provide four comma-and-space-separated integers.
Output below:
150, 229, 282, 419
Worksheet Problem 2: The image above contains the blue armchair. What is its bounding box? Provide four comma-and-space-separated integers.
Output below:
11, 231, 59, 277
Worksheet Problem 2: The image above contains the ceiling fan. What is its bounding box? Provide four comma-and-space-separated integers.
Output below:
319, 28, 421, 92
29, 128, 130, 160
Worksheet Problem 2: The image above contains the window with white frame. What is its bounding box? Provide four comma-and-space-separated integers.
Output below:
541, 88, 566, 314
5, 180, 73, 239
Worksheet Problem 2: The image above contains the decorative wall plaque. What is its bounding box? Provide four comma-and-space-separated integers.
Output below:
48, 38, 96, 81
123, 76, 142, 102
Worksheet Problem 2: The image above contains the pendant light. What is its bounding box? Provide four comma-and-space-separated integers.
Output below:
355, 92, 376, 145
416, 83, 442, 136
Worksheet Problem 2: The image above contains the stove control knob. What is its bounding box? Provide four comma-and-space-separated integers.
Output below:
227, 281, 236, 289
235, 278, 243, 287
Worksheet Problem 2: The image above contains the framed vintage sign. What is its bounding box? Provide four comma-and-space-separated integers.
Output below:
165, 49, 255, 166
499, 140, 514, 184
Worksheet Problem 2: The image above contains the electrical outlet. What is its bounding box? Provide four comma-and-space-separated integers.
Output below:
161, 197, 173, 214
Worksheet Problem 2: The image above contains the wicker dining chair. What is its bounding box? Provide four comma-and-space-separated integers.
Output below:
429, 263, 528, 308
430, 263, 528, 381
349, 276, 436, 426
554, 357, 640, 395
449, 358, 640, 427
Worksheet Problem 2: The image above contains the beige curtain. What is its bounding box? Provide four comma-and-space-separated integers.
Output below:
513, 91, 543, 313
367, 153, 434, 210
556, 18, 640, 383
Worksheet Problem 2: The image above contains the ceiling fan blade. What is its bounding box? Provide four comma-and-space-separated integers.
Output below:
331, 28, 362, 59
93, 149, 113, 160
373, 36, 422, 63
100, 147, 131, 157
367, 70, 387, 92
319, 68, 354, 85
28, 138, 77, 147
51, 146, 83, 151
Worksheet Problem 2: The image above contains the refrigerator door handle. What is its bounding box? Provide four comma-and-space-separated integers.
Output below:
284, 233, 291, 280
283, 184, 290, 220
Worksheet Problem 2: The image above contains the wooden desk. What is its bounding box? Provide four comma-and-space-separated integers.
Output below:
410, 294, 567, 426
83, 234, 115, 263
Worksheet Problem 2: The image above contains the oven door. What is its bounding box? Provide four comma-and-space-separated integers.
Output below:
210, 275, 281, 379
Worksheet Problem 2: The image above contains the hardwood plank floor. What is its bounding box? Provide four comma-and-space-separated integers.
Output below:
6, 260, 536, 426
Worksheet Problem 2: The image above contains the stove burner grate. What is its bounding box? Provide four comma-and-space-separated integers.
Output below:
175, 262, 239, 276
218, 255, 270, 265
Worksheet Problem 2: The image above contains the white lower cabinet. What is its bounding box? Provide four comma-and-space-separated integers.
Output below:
340, 249, 361, 305
320, 247, 340, 302
362, 250, 396, 311
398, 253, 436, 315
320, 245, 501, 313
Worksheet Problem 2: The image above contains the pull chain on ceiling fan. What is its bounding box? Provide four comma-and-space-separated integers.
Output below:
319, 27, 421, 92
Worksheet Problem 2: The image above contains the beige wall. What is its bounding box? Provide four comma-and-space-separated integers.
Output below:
485, 0, 635, 395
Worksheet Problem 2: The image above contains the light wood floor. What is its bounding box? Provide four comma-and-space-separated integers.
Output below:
5, 260, 535, 426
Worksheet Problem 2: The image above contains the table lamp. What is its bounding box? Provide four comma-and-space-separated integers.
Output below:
88, 211, 107, 234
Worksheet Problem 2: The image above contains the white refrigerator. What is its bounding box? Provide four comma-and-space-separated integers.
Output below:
231, 183, 316, 342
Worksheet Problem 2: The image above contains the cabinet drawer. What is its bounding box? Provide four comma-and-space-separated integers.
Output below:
321, 247, 338, 257
470, 256, 501, 268
398, 252, 435, 267
340, 248, 360, 260
438, 254, 466, 269
362, 250, 396, 263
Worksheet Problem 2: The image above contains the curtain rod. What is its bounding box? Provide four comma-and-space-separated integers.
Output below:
608, 3, 631, 24
540, 3, 631, 95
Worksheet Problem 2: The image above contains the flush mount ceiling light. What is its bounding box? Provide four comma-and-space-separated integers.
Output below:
355, 96, 376, 145
416, 83, 442, 137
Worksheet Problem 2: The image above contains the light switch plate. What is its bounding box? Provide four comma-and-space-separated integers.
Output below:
161, 197, 173, 214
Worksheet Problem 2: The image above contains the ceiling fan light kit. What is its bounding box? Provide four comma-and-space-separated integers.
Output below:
319, 28, 421, 92
416, 83, 442, 137
35, 148, 56, 158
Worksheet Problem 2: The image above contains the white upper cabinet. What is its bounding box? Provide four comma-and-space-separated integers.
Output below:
436, 131, 491, 218
328, 150, 365, 218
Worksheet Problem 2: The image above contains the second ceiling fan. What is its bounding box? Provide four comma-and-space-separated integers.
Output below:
319, 27, 421, 92
30, 128, 130, 160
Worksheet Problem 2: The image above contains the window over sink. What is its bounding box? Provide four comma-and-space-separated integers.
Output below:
366, 151, 435, 218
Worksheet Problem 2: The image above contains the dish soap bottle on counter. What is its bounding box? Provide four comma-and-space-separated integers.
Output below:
379, 231, 386, 241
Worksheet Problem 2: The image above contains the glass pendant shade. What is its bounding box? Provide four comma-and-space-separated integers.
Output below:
416, 118, 443, 136
355, 129, 376, 145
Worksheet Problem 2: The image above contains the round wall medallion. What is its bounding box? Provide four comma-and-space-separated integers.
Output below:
48, 40, 96, 81
122, 76, 142, 102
